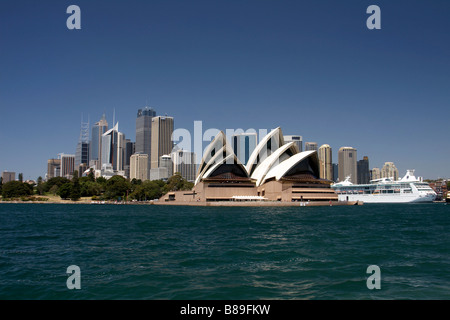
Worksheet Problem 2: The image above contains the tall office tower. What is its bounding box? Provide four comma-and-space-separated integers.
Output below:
47, 159, 61, 180
90, 114, 108, 168
130, 153, 149, 181
371, 167, 381, 180
160, 155, 174, 177
305, 142, 318, 151
117, 131, 126, 172
171, 149, 196, 182
135, 106, 156, 172
1, 171, 16, 183
60, 154, 75, 179
357, 156, 370, 184
381, 162, 399, 181
77, 163, 88, 177
151, 116, 174, 169
284, 135, 303, 152
149, 155, 173, 181
318, 144, 333, 181
101, 123, 126, 172
231, 132, 257, 165
75, 117, 90, 169
125, 140, 135, 166
124, 139, 135, 179
338, 147, 357, 183
332, 163, 339, 182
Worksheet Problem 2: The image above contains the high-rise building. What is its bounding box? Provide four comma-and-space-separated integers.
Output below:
171, 149, 196, 182
75, 141, 90, 169
305, 142, 318, 152
338, 147, 357, 183
125, 140, 135, 166
231, 132, 257, 165
357, 156, 370, 184
75, 117, 90, 169
135, 106, 156, 173
130, 153, 148, 181
90, 114, 108, 167
160, 155, 174, 177
124, 139, 135, 179
371, 167, 381, 180
150, 154, 172, 181
77, 163, 88, 177
284, 135, 303, 152
1, 171, 16, 183
60, 154, 75, 179
47, 159, 61, 180
318, 144, 333, 181
381, 162, 399, 181
332, 163, 339, 182
101, 123, 126, 172
151, 116, 174, 169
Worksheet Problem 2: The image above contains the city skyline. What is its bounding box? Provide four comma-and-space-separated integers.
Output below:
1, 1, 449, 180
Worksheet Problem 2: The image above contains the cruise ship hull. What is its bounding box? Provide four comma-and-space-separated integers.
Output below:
337, 193, 436, 204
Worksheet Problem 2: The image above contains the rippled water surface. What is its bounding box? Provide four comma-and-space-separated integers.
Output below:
0, 203, 448, 299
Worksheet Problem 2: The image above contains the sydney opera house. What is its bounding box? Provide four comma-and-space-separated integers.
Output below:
160, 127, 339, 204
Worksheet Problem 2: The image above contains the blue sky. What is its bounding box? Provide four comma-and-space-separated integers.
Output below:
0, 0, 449, 180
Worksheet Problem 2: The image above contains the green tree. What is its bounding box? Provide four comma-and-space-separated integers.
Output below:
88, 168, 96, 182
0, 176, 3, 195
105, 175, 131, 200
80, 181, 101, 197
36, 176, 45, 195
163, 173, 194, 194
49, 184, 59, 196
70, 171, 81, 201
130, 180, 163, 201
58, 183, 72, 200
44, 177, 71, 193
2, 181, 33, 198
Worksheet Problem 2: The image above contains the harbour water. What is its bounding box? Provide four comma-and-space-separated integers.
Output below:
0, 203, 448, 300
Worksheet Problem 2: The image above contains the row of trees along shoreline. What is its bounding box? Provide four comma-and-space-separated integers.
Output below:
0, 169, 194, 202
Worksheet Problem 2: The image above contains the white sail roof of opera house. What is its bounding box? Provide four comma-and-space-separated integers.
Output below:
194, 127, 326, 186
245, 127, 285, 177
195, 131, 245, 185
250, 141, 299, 187
263, 150, 319, 183
201, 153, 248, 180
195, 131, 229, 185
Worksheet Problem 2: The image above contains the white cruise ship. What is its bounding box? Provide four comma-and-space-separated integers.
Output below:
331, 170, 437, 203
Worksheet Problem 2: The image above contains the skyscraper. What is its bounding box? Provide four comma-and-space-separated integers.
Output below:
135, 106, 156, 172
60, 154, 75, 179
381, 162, 399, 181
124, 139, 135, 179
90, 114, 108, 169
1, 171, 16, 183
305, 142, 318, 151
101, 123, 126, 172
318, 144, 333, 181
47, 159, 61, 180
231, 132, 257, 165
151, 116, 174, 169
357, 156, 370, 184
371, 167, 381, 180
284, 135, 303, 152
332, 163, 339, 182
130, 153, 148, 181
75, 117, 90, 169
338, 147, 357, 183
171, 149, 197, 182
